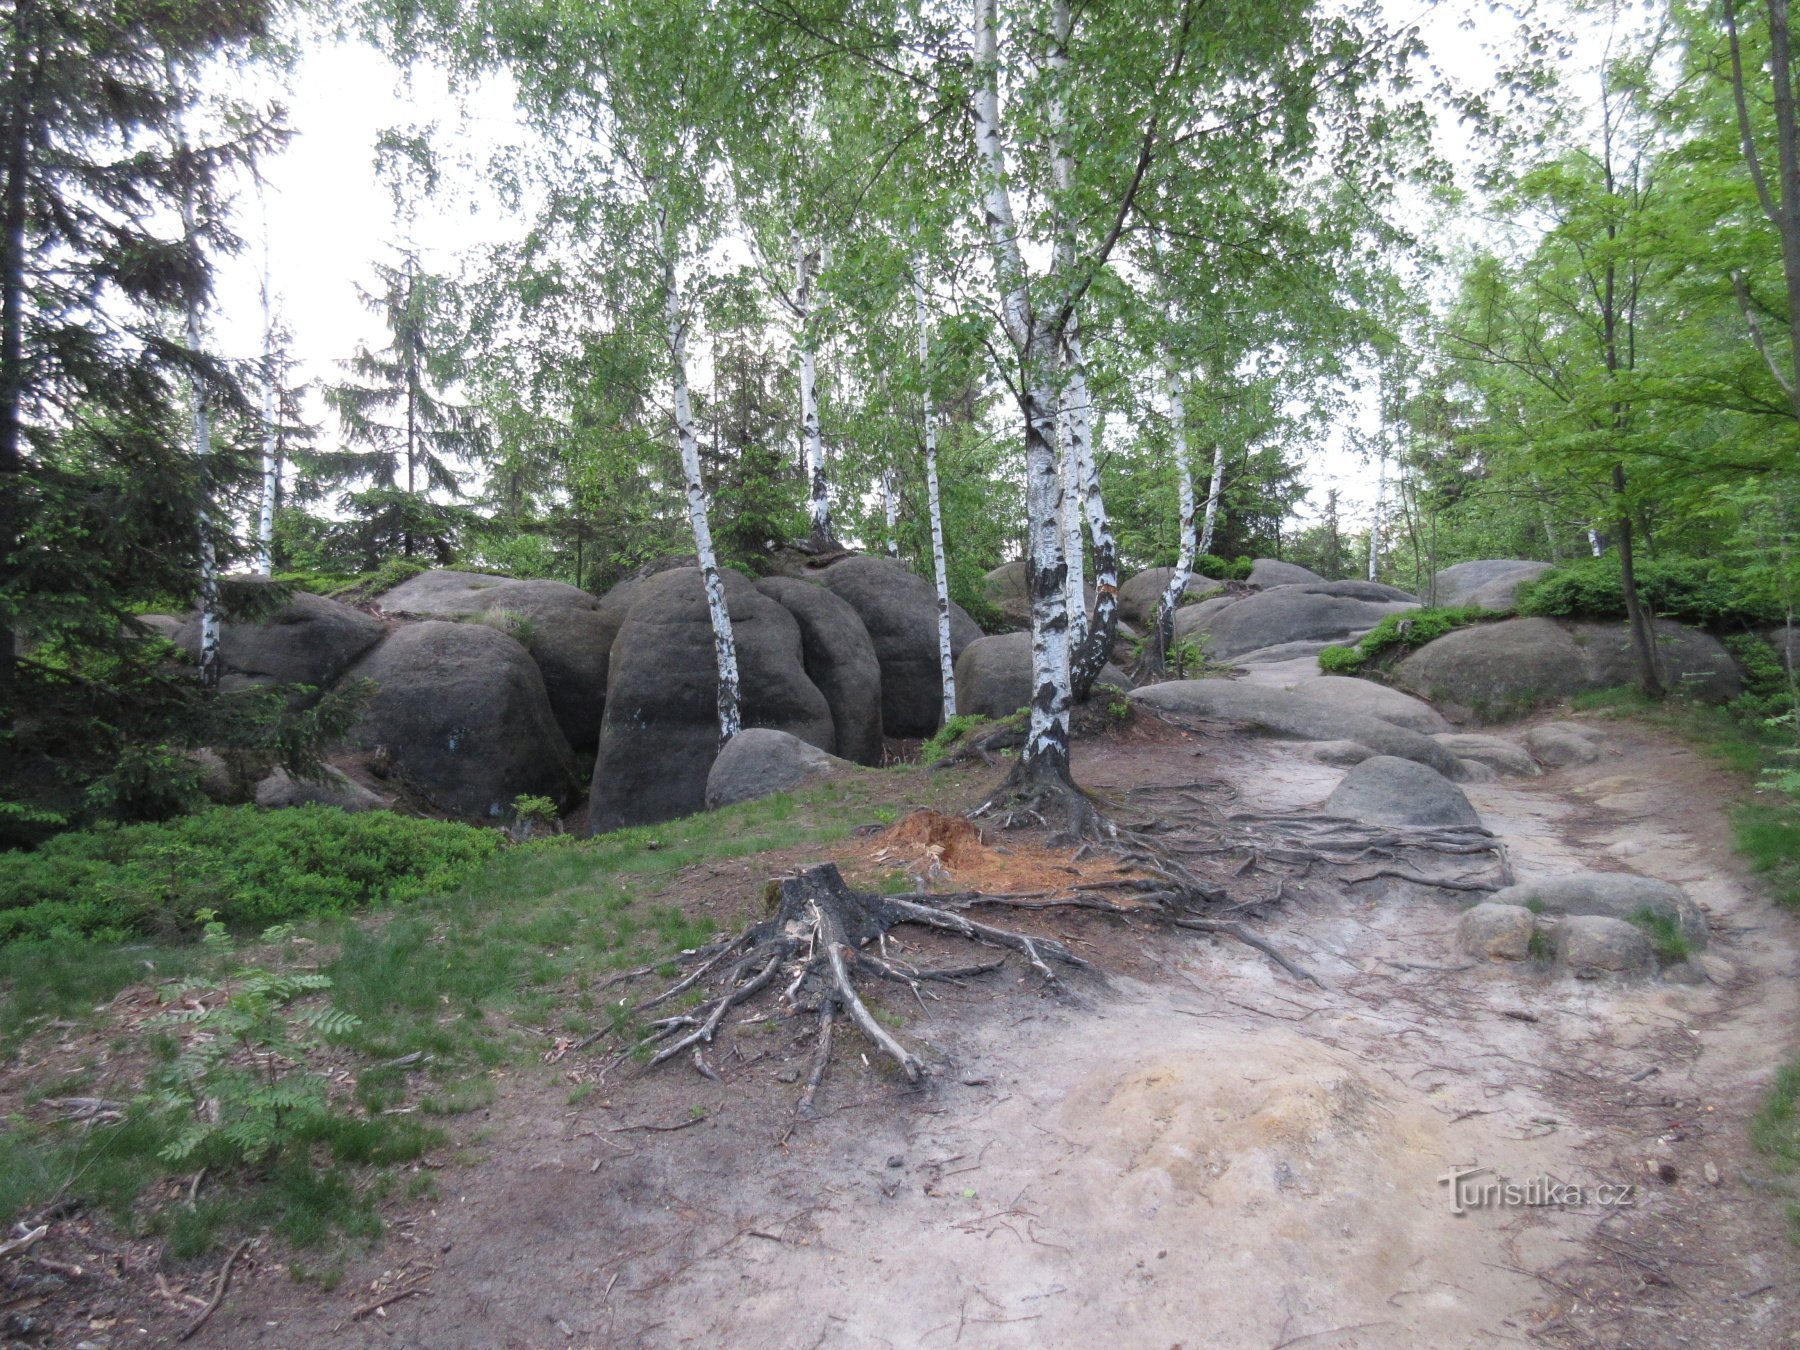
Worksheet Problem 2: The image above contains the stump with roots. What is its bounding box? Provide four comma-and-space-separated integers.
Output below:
596, 862, 1087, 1114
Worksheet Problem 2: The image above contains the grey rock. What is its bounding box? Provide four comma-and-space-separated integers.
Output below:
346, 621, 579, 819
1430, 559, 1553, 611
593, 554, 699, 631
982, 558, 1097, 628
705, 728, 852, 809
954, 631, 1130, 719
253, 766, 386, 813
136, 613, 183, 642
1555, 915, 1656, 978
1307, 740, 1377, 767
1289, 675, 1451, 734
1394, 617, 1741, 720
1129, 680, 1465, 777
1570, 620, 1743, 703
1172, 595, 1242, 646
1231, 640, 1333, 665
1433, 733, 1541, 778
1323, 755, 1482, 829
375, 568, 522, 616
1248, 558, 1325, 588
1392, 617, 1587, 716
755, 576, 884, 766
376, 571, 618, 751
588, 568, 834, 833
1459, 903, 1536, 962
815, 555, 981, 736
1489, 871, 1707, 946
1524, 722, 1603, 766
1116, 567, 1223, 628
1182, 584, 1416, 660
1302, 579, 1420, 603
174, 584, 384, 694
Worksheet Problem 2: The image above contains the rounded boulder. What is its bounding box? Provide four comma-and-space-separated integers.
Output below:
175, 583, 384, 694
344, 621, 580, 819
756, 576, 885, 766
705, 729, 852, 810
1322, 755, 1482, 829
814, 555, 981, 736
587, 568, 834, 833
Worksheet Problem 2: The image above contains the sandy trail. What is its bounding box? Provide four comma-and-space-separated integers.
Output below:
209, 716, 1800, 1349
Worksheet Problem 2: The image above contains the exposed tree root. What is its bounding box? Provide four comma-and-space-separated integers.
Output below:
975, 753, 1112, 843
590, 864, 1087, 1109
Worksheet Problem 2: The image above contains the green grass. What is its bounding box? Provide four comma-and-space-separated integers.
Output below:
1626, 908, 1694, 963
0, 776, 907, 1258
1317, 605, 1495, 675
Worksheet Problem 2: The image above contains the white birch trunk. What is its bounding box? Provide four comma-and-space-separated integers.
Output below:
1049, 0, 1088, 657
1197, 437, 1224, 557
1059, 398, 1087, 651
176, 111, 220, 688
1588, 527, 1604, 557
794, 234, 832, 547
1367, 450, 1385, 583
256, 233, 277, 577
974, 0, 1070, 776
1155, 367, 1196, 660
882, 467, 900, 558
658, 203, 740, 746
913, 266, 957, 722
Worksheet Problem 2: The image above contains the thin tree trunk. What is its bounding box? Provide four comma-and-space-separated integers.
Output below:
794, 234, 833, 549
1367, 451, 1385, 582
1068, 372, 1122, 701
1048, 0, 1082, 658
1197, 437, 1224, 558
1059, 399, 1086, 652
1726, 0, 1800, 419
403, 262, 417, 559
1614, 462, 1662, 698
974, 0, 1071, 785
256, 230, 277, 577
0, 1, 37, 725
914, 267, 956, 723
882, 467, 899, 558
176, 117, 219, 689
1153, 367, 1196, 665
658, 203, 740, 746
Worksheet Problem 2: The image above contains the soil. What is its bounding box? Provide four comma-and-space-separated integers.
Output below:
8, 706, 1800, 1348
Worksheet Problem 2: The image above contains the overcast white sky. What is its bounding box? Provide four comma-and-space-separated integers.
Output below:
205, 2, 1573, 540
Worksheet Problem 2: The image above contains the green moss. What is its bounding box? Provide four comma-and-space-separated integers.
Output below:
1318, 605, 1496, 674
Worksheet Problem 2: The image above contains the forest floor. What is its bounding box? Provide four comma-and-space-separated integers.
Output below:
10, 705, 1800, 1348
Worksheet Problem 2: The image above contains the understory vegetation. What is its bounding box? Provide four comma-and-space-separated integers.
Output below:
0, 778, 923, 1261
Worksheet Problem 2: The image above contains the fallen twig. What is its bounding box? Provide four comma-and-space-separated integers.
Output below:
177, 1237, 251, 1342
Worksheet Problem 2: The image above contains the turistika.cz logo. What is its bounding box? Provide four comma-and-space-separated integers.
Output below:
1438, 1164, 1637, 1215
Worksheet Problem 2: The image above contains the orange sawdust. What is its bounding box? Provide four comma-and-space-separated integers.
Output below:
836, 809, 1153, 901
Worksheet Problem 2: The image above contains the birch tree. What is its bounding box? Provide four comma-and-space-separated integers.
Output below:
914, 264, 956, 722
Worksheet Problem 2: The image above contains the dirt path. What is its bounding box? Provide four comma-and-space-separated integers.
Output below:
202, 714, 1800, 1348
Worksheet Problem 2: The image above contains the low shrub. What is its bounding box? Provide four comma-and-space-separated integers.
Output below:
0, 806, 503, 944
1317, 605, 1494, 674
1516, 555, 1780, 627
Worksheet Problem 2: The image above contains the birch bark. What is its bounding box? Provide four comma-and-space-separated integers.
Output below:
794, 234, 834, 548
1197, 437, 1224, 557
1367, 451, 1385, 582
657, 202, 741, 745
256, 231, 277, 577
1153, 367, 1196, 662
913, 266, 956, 722
177, 110, 219, 688
973, 0, 1071, 782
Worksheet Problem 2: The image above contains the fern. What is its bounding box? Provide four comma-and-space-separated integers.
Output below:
139, 918, 361, 1167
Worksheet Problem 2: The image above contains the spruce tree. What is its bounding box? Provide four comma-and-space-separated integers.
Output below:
314, 251, 481, 569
